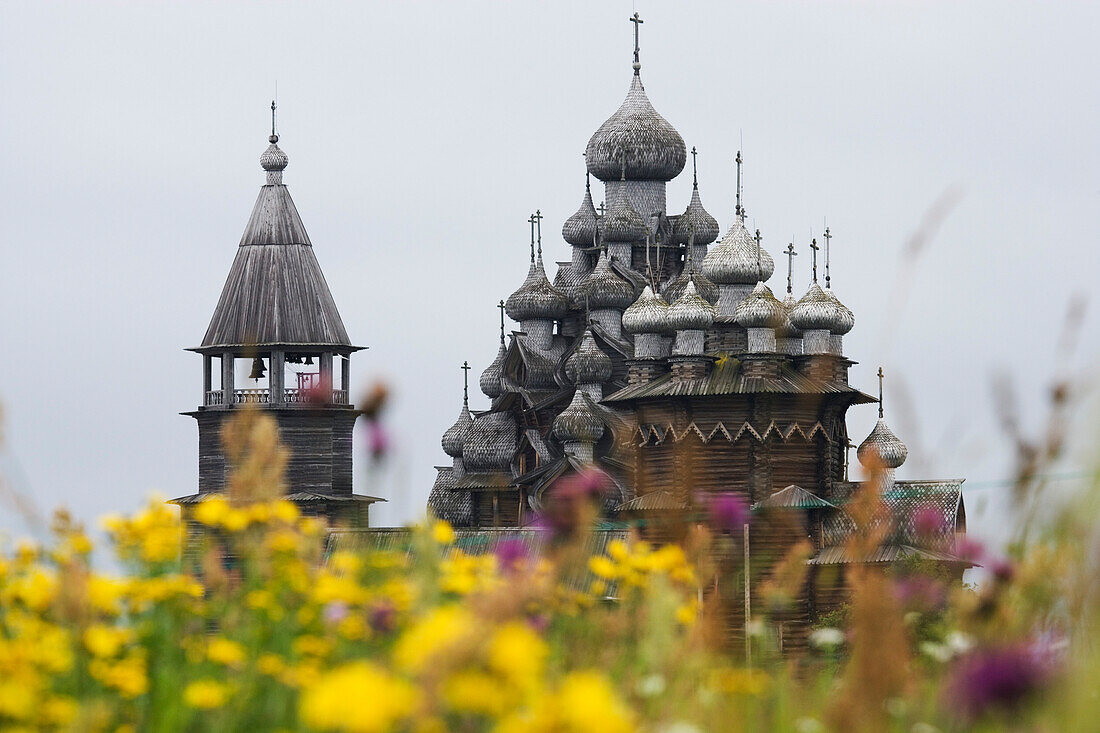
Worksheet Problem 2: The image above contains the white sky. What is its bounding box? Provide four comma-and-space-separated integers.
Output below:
1, 1, 1098, 551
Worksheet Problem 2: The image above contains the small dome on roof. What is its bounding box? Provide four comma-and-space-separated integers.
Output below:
776, 293, 802, 338
735, 281, 785, 329
672, 185, 719, 245
553, 391, 606, 444
441, 397, 472, 458
789, 282, 847, 333
505, 257, 570, 322
565, 329, 613, 385
622, 285, 670, 334
580, 250, 636, 310
585, 75, 686, 183
857, 419, 908, 469
260, 141, 288, 172
463, 411, 517, 471
668, 281, 716, 331
663, 259, 719, 306
480, 342, 507, 398
600, 195, 647, 243
562, 178, 599, 247
824, 288, 855, 335
700, 219, 774, 285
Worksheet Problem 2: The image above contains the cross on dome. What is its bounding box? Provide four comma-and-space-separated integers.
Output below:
785, 242, 798, 295
630, 12, 644, 73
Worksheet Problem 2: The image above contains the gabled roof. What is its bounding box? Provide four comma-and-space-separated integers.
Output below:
753, 484, 835, 510
427, 467, 473, 527
195, 183, 357, 353
603, 356, 877, 403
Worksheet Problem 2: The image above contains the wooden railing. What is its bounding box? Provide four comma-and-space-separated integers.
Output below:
203, 388, 350, 407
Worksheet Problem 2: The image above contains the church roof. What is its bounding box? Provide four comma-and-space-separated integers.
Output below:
427, 467, 473, 526
585, 74, 686, 182
195, 138, 356, 353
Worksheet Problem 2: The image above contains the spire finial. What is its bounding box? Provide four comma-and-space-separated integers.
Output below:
687, 223, 696, 268
630, 12, 644, 74
754, 229, 763, 281
784, 242, 797, 295
690, 146, 699, 187
527, 213, 536, 263
497, 300, 506, 344
809, 238, 819, 283
534, 209, 544, 258
823, 225, 832, 288
735, 150, 744, 221
269, 100, 278, 143
877, 366, 885, 419
598, 201, 606, 217
461, 360, 471, 404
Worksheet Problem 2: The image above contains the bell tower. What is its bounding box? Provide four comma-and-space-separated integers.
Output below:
178, 104, 378, 526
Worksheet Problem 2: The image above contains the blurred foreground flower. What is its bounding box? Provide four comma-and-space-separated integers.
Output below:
945, 643, 1056, 721
704, 493, 750, 533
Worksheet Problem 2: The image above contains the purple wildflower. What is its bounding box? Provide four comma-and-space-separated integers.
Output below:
893, 575, 947, 614
954, 537, 986, 564
369, 602, 396, 634
495, 538, 529, 572
913, 504, 948, 537
366, 421, 391, 460
985, 555, 1016, 582
946, 644, 1054, 720
323, 601, 349, 625
705, 493, 750, 533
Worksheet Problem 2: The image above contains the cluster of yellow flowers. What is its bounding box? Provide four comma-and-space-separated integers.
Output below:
1, 496, 738, 732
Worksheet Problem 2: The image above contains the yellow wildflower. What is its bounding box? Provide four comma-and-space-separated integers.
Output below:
40, 696, 79, 725
207, 637, 246, 667
589, 555, 619, 580
443, 671, 507, 716
556, 671, 635, 733
300, 663, 418, 733
607, 539, 629, 561
194, 496, 230, 526
87, 575, 127, 615
89, 654, 148, 698
293, 635, 334, 659
708, 667, 771, 696
272, 500, 300, 523
184, 679, 230, 709
431, 520, 455, 545
487, 622, 548, 692
84, 625, 130, 658
393, 605, 476, 673
257, 653, 287, 676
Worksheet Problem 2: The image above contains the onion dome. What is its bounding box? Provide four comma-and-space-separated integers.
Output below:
857, 419, 908, 469
663, 263, 719, 306
260, 135, 288, 172
441, 398, 472, 458
565, 330, 613, 385
776, 293, 802, 338
480, 343, 506, 398
789, 282, 847, 333
563, 176, 599, 247
824, 289, 855, 335
552, 391, 606, 444
463, 411, 518, 471
600, 194, 647, 242
505, 257, 570, 321
580, 250, 636, 310
668, 281, 715, 331
700, 219, 774, 285
734, 281, 786, 329
622, 285, 670, 334
672, 186, 719, 245
585, 75, 686, 183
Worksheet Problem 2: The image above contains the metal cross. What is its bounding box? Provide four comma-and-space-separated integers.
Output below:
784, 242, 797, 294
270, 100, 278, 140
690, 146, 698, 187
809, 238, 819, 283
534, 209, 544, 257
877, 366, 885, 419
823, 226, 832, 289
527, 213, 537, 262
598, 202, 606, 217
497, 300, 506, 343
461, 360, 471, 402
754, 229, 763, 281
630, 12, 643, 73
735, 150, 744, 221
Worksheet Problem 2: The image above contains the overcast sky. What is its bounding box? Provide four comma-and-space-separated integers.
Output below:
1, 1, 1097, 550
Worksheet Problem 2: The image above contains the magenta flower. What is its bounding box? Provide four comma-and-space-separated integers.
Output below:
495, 537, 529, 572
705, 493, 750, 533
946, 644, 1054, 720
954, 537, 986, 564
913, 504, 948, 537
365, 421, 391, 460
893, 575, 947, 614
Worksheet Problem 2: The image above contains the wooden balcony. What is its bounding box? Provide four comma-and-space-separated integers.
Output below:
203, 388, 350, 407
